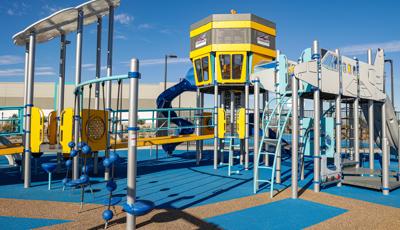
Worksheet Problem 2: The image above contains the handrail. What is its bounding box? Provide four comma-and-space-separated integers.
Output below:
75, 74, 129, 92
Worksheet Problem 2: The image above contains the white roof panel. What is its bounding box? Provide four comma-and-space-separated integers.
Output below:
12, 0, 120, 46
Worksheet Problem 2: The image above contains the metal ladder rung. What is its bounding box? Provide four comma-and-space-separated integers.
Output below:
258, 166, 273, 170
260, 151, 275, 156
257, 179, 272, 183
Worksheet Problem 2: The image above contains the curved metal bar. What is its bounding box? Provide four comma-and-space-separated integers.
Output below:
75, 74, 128, 91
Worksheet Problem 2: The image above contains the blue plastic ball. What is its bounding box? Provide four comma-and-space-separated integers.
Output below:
70, 149, 78, 158
102, 209, 113, 221
80, 175, 89, 183
77, 142, 87, 149
106, 181, 117, 192
62, 178, 69, 185
65, 159, 72, 167
109, 153, 119, 163
103, 158, 112, 168
68, 141, 75, 148
82, 145, 92, 155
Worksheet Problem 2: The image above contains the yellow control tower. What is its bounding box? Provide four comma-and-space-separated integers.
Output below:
189, 12, 277, 172
190, 12, 276, 88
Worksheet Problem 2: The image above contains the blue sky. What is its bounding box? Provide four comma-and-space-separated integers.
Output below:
0, 0, 399, 107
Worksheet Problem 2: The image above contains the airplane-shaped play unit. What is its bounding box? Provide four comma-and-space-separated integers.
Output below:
252, 40, 399, 197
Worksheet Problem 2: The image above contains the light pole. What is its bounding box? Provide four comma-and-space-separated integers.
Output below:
164, 54, 178, 90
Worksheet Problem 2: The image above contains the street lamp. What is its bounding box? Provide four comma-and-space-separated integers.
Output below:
164, 54, 178, 90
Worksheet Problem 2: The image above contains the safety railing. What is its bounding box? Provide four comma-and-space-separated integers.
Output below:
0, 106, 24, 137
110, 107, 215, 137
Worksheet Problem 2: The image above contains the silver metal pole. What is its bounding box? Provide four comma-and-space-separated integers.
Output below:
299, 97, 305, 180
200, 92, 204, 159
367, 49, 374, 170
384, 59, 394, 106
354, 57, 360, 168
244, 83, 250, 169
126, 59, 140, 229
56, 34, 67, 173
230, 91, 235, 137
105, 6, 114, 181
24, 32, 36, 188
263, 92, 269, 166
220, 91, 225, 164
95, 16, 102, 109
382, 101, 389, 195
213, 84, 219, 169
253, 78, 260, 190
291, 74, 299, 199
313, 40, 321, 192
196, 88, 201, 165
92, 16, 102, 175
21, 42, 29, 180
72, 10, 84, 180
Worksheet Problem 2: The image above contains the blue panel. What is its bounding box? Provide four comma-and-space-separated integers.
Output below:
278, 54, 288, 95
0, 216, 70, 229
206, 198, 347, 230
302, 117, 335, 157
299, 48, 314, 93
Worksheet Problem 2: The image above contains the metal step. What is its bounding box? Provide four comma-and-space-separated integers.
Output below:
258, 165, 273, 170
260, 151, 275, 156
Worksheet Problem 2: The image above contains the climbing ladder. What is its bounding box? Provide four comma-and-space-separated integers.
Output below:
220, 136, 241, 175
254, 95, 292, 198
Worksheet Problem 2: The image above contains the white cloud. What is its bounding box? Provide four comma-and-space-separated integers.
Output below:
140, 57, 191, 66
115, 35, 128, 40
340, 40, 400, 55
82, 63, 106, 71
0, 55, 24, 65
138, 23, 153, 29
42, 4, 62, 15
0, 67, 55, 77
6, 9, 15, 16
114, 13, 134, 25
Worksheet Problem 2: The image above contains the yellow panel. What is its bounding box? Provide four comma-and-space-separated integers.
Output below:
190, 22, 213, 38
190, 45, 212, 59
236, 108, 245, 139
218, 108, 226, 138
81, 109, 108, 152
0, 145, 23, 156
60, 108, 74, 153
47, 111, 58, 145
192, 54, 213, 87
30, 107, 44, 153
190, 21, 276, 38
216, 51, 247, 84
251, 53, 273, 72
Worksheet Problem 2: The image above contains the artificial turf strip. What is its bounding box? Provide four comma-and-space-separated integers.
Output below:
0, 215, 70, 229
205, 198, 347, 230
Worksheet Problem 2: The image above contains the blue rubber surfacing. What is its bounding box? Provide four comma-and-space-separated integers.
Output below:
0, 216, 70, 229
205, 198, 347, 230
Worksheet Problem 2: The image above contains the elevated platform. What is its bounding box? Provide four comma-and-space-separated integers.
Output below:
112, 134, 214, 149
343, 167, 400, 191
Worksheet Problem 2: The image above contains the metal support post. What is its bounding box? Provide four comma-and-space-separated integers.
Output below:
105, 6, 114, 181
299, 97, 305, 180
213, 83, 219, 169
263, 92, 269, 166
367, 49, 375, 170
21, 42, 29, 180
291, 73, 299, 199
253, 78, 260, 190
72, 10, 84, 180
56, 34, 67, 173
220, 91, 225, 164
244, 83, 250, 169
196, 88, 201, 165
24, 32, 36, 188
126, 58, 140, 229
313, 40, 321, 192
382, 101, 389, 195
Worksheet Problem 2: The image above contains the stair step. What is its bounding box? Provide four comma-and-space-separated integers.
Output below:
258, 166, 273, 170
263, 138, 279, 142
260, 151, 275, 156
257, 179, 272, 183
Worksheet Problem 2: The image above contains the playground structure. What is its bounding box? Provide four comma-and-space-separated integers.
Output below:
0, 0, 399, 229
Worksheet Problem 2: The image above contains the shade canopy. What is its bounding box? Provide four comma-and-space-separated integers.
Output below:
12, 0, 120, 46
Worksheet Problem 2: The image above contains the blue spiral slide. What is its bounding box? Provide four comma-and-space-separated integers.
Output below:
156, 69, 197, 154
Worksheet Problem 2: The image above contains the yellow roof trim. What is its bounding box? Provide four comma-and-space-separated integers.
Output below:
190, 21, 276, 38
190, 44, 276, 59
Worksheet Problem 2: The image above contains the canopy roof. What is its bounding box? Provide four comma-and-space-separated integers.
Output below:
12, 0, 120, 46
